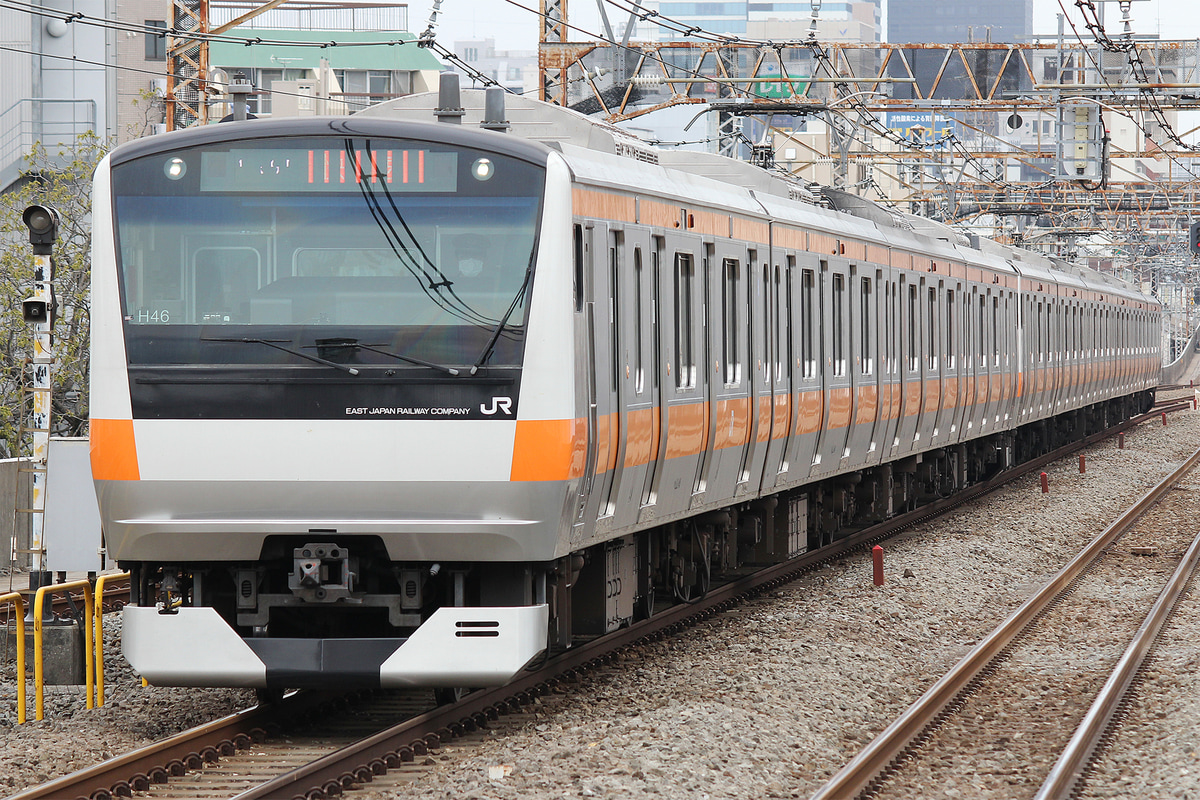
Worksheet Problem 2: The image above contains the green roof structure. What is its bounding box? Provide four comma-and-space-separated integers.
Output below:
211, 29, 444, 72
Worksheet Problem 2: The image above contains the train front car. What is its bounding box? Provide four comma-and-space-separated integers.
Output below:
90, 117, 578, 689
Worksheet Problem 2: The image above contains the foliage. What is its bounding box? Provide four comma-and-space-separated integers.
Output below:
0, 132, 108, 457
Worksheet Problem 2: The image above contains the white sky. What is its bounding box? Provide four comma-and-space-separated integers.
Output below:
407, 0, 1200, 53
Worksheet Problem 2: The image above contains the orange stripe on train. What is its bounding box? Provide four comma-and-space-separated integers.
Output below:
90, 419, 140, 481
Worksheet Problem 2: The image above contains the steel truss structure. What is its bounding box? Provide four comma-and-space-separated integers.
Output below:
537, 38, 1200, 233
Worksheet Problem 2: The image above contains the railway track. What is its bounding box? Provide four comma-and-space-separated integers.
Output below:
809, 438, 1200, 800
7, 405, 1186, 800
0, 579, 130, 625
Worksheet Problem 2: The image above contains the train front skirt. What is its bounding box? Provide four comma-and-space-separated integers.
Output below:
122, 604, 550, 688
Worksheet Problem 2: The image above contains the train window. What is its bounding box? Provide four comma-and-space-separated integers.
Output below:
610, 234, 622, 387
1035, 299, 1041, 363
111, 135, 545, 369
927, 286, 937, 371
946, 288, 956, 370
652, 240, 661, 391
634, 247, 645, 395
978, 293, 986, 366
992, 296, 1000, 367
674, 253, 695, 389
908, 282, 918, 373
573, 225, 584, 312
962, 291, 972, 371
775, 264, 786, 383
780, 261, 792, 383
881, 278, 892, 375
860, 276, 872, 375
723, 258, 741, 386
832, 273, 846, 377
802, 268, 816, 379
761, 262, 770, 385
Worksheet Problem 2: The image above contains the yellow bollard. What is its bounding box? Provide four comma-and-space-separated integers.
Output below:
1, 592, 27, 724
33, 580, 94, 721
93, 573, 130, 708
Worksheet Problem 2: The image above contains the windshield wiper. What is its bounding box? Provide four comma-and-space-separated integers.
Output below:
470, 265, 532, 375
315, 338, 460, 376
203, 338, 360, 376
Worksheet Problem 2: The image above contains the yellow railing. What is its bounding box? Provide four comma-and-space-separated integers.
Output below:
93, 572, 130, 707
33, 580, 94, 721
1, 592, 27, 724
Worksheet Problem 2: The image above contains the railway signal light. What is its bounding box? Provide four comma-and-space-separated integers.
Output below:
1190, 221, 1200, 256
22, 204, 59, 253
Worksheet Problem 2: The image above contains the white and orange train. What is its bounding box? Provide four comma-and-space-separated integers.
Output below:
89, 82, 1160, 691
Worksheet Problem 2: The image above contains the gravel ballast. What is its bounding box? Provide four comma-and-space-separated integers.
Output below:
1, 401, 1198, 799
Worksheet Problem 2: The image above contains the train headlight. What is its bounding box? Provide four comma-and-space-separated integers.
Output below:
471, 158, 494, 182
164, 157, 188, 180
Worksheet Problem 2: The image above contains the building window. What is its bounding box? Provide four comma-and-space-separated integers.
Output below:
333, 70, 397, 112
145, 20, 167, 61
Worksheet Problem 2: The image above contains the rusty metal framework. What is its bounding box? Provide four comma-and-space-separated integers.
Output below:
166, 0, 210, 130
540, 37, 1200, 241
538, 0, 570, 105
166, 0, 297, 130
538, 39, 1200, 120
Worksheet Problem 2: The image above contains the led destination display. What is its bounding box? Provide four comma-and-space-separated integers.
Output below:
200, 148, 459, 193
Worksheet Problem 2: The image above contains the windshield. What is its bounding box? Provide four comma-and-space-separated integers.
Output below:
111, 135, 545, 370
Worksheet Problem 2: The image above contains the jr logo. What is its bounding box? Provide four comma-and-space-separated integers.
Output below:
480, 396, 514, 416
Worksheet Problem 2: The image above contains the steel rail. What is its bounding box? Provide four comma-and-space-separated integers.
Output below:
807, 439, 1200, 800
1034, 525, 1200, 800
4, 701, 285, 800
6, 405, 1182, 800
0, 578, 129, 624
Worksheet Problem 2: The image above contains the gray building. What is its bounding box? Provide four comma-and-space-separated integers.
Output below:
1, 0, 108, 189
885, 0, 1032, 103
887, 0, 1032, 44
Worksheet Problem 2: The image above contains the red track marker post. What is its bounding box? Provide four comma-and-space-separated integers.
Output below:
1079, 454, 1086, 474
1040, 472, 1049, 493
1162, 412, 1168, 426
1118, 432, 1125, 449
872, 545, 884, 586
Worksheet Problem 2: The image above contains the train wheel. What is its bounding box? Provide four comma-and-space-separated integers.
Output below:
434, 687, 472, 706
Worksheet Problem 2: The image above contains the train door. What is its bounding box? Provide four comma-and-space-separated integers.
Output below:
607, 226, 654, 529
812, 258, 852, 476
651, 235, 706, 519
739, 255, 773, 496
931, 279, 956, 447
876, 271, 900, 460
918, 275, 941, 450
696, 241, 749, 504
572, 223, 599, 540
948, 282, 970, 443
586, 225, 622, 527
895, 272, 920, 456
792, 256, 822, 480
1009, 286, 1023, 425
976, 286, 988, 429
762, 255, 795, 491
846, 268, 880, 468
639, 236, 666, 516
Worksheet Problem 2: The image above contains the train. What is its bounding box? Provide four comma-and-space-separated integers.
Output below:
89, 77, 1160, 692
